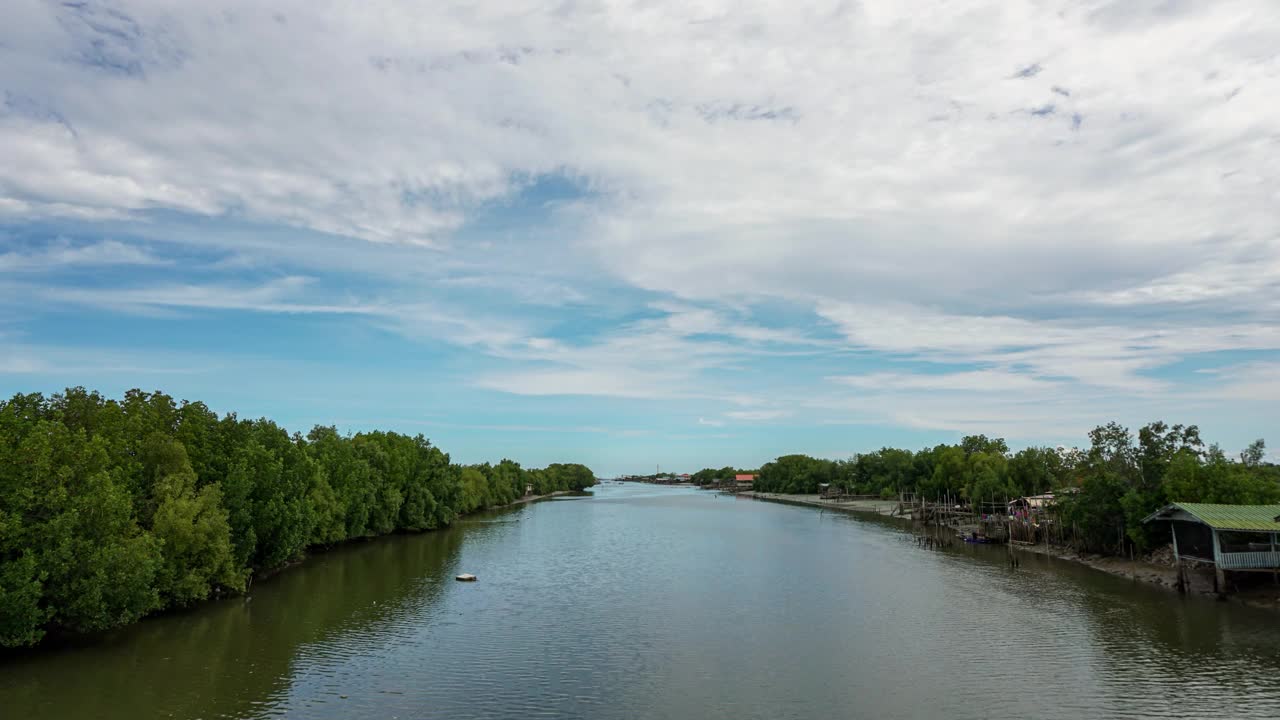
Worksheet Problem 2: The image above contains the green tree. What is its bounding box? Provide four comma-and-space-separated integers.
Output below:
458, 467, 491, 514
0, 549, 47, 647
307, 426, 376, 538
961, 434, 1009, 457
0, 388, 604, 647
489, 459, 526, 504
964, 452, 1011, 506
151, 471, 244, 605
1007, 447, 1062, 497
1164, 445, 1280, 505
221, 428, 314, 571
1241, 439, 1266, 467
174, 400, 225, 486
924, 446, 968, 499
307, 468, 347, 545
17, 421, 162, 635
756, 455, 833, 494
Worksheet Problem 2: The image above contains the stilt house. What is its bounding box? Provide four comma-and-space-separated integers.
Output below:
1142, 502, 1280, 591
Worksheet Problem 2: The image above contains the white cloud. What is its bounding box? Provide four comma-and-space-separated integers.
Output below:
437, 274, 586, 307
472, 302, 829, 400
3, 1, 1276, 320
647, 301, 827, 347
1, 1, 1278, 450
0, 351, 47, 374
475, 368, 690, 400
1197, 362, 1280, 403
0, 343, 218, 376
830, 370, 1058, 393
725, 410, 791, 422
347, 418, 648, 436
32, 276, 365, 315
1, 1, 1271, 298
0, 239, 168, 271
15, 274, 537, 356
815, 301, 1280, 392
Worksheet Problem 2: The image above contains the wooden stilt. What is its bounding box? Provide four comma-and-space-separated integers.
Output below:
1272, 532, 1278, 587
1171, 522, 1184, 594
1212, 528, 1226, 596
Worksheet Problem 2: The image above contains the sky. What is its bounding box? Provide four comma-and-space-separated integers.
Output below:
1, 0, 1278, 476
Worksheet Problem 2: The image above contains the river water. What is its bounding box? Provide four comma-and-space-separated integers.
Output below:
4, 483, 1280, 719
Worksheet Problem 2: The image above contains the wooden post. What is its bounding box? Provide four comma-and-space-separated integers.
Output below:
1272, 532, 1278, 587
1211, 527, 1225, 595
1171, 522, 1184, 594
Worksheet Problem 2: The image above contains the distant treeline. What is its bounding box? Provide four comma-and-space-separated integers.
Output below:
693, 423, 1277, 555
689, 467, 755, 485
0, 388, 594, 648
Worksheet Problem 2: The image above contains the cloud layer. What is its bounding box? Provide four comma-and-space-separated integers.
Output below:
2, 0, 1278, 467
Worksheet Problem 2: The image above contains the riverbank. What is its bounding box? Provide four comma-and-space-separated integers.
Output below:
263, 490, 573, 577
10, 487, 590, 652
504, 490, 574, 506
12, 481, 1280, 719
744, 490, 1280, 611
744, 492, 906, 517
1010, 541, 1192, 592
1009, 540, 1280, 610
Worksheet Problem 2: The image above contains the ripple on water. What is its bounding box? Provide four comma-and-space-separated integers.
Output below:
5, 485, 1280, 720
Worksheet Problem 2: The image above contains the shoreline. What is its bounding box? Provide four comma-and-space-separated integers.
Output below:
502, 489, 574, 507
744, 492, 906, 517
8, 487, 584, 655
266, 490, 572, 574
743, 491, 1280, 612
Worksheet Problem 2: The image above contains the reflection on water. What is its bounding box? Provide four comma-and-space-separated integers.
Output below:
4, 484, 1279, 720
0, 520, 466, 719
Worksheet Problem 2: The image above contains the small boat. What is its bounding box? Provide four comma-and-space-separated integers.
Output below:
455, 573, 477, 582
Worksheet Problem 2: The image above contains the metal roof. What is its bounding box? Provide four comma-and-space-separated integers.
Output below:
1143, 502, 1280, 532
1009, 493, 1057, 508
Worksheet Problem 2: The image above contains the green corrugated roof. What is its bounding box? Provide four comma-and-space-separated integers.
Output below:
1171, 503, 1280, 532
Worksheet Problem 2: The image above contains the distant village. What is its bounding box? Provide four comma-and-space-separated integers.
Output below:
617, 472, 757, 490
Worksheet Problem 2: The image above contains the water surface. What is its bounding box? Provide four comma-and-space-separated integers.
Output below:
4, 483, 1279, 719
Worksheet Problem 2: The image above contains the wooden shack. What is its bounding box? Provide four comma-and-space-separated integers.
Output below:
1007, 493, 1056, 513
1142, 502, 1280, 593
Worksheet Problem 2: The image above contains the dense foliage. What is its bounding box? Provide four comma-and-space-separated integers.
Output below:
689, 467, 752, 486
711, 424, 1277, 553
0, 388, 594, 648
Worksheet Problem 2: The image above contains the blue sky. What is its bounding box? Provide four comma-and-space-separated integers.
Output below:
2, 0, 1278, 475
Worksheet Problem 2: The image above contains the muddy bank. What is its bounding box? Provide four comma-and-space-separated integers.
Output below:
503, 490, 574, 507
1010, 541, 1280, 610
745, 491, 1280, 611
745, 492, 905, 517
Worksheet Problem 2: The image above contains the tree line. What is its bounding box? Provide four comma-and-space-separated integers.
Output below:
689, 467, 756, 485
694, 422, 1277, 554
0, 388, 595, 648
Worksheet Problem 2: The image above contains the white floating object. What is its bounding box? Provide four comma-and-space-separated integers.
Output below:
455, 573, 477, 582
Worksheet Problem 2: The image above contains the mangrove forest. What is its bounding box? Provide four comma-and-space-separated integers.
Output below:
698, 423, 1277, 555
0, 388, 594, 648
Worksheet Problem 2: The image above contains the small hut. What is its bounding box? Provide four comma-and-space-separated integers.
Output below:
1142, 502, 1280, 592
1007, 493, 1056, 514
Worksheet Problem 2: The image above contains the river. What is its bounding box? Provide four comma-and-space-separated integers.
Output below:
4, 483, 1280, 719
